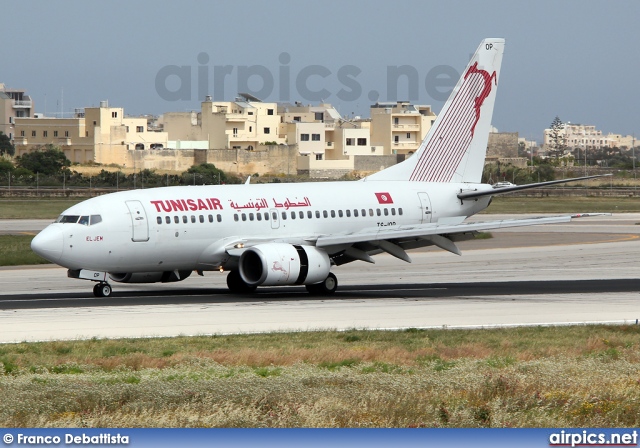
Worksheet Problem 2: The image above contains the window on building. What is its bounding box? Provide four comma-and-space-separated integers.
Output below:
20, 131, 24, 137
248, 111, 254, 115
126, 126, 129, 132
65, 131, 69, 137
43, 131, 48, 137
357, 138, 367, 145
86, 131, 89, 137
93, 121, 97, 125
136, 126, 144, 133
406, 133, 410, 139
264, 127, 270, 134
267, 109, 274, 115
315, 154, 323, 160
394, 135, 399, 143
346, 138, 354, 146
294, 116, 301, 122
233, 127, 238, 136
394, 117, 399, 125
32, 131, 36, 137
315, 112, 323, 121
54, 131, 58, 137
112, 111, 118, 118
301, 133, 310, 141
249, 126, 252, 132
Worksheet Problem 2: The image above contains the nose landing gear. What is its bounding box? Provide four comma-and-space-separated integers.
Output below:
92, 282, 112, 297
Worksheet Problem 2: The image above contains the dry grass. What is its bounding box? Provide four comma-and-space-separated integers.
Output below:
1, 325, 640, 427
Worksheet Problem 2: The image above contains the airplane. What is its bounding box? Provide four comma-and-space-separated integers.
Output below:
31, 38, 607, 298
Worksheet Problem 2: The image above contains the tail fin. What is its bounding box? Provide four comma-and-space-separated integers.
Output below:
366, 38, 505, 183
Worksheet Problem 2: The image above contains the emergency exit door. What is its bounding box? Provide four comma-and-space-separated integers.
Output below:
126, 200, 149, 242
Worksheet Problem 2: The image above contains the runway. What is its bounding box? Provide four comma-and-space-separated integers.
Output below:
1, 214, 639, 343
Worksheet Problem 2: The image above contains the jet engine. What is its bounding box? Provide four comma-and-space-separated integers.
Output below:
109, 270, 192, 284
239, 243, 331, 287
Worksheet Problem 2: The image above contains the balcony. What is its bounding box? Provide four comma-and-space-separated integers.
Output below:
392, 124, 419, 129
12, 100, 32, 109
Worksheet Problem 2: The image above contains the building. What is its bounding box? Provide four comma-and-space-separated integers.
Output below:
543, 122, 611, 150
14, 101, 168, 164
0, 83, 35, 141
606, 133, 636, 149
369, 101, 436, 155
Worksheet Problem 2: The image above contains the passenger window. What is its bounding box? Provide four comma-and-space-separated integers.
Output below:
346, 210, 351, 217
174, 216, 179, 224
272, 212, 277, 220
217, 214, 222, 222
90, 215, 102, 225
323, 210, 328, 218
182, 216, 187, 223
315, 211, 320, 218
234, 214, 239, 222
157, 217, 162, 224
399, 208, 403, 216
191, 215, 196, 223
165, 216, 171, 224
299, 211, 304, 219
391, 208, 396, 216
376, 209, 381, 216
257, 213, 262, 221
291, 211, 296, 219
282, 212, 287, 220
369, 209, 374, 216
199, 215, 204, 223
384, 209, 389, 216
249, 213, 254, 221
242, 213, 247, 221
362, 209, 366, 217
331, 210, 336, 218
307, 211, 312, 219
338, 210, 343, 218
264, 212, 269, 221
354, 209, 359, 217
208, 214, 213, 223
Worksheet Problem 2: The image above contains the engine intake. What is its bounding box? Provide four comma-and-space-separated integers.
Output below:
239, 244, 330, 287
109, 270, 192, 284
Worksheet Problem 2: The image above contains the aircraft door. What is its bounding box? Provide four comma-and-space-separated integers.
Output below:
417, 192, 432, 224
126, 200, 150, 242
269, 208, 280, 229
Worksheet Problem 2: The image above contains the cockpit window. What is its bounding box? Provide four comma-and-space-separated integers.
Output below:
78, 216, 90, 226
58, 215, 80, 224
90, 215, 102, 225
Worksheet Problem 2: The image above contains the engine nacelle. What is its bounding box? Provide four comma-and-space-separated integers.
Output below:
109, 270, 192, 284
239, 243, 331, 287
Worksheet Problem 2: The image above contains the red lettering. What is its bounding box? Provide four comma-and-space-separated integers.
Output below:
150, 200, 162, 212
210, 198, 222, 210
181, 199, 189, 211
160, 201, 172, 212
187, 199, 198, 211
197, 199, 208, 210
170, 199, 184, 212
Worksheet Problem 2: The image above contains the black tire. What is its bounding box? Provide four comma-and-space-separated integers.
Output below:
226, 270, 257, 293
306, 272, 338, 295
93, 283, 112, 298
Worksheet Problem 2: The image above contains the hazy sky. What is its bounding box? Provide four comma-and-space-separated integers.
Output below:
3, 0, 639, 142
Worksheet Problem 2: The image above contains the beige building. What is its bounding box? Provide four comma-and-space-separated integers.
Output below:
14, 101, 168, 164
370, 101, 436, 155
0, 83, 35, 141
606, 133, 636, 149
543, 122, 611, 150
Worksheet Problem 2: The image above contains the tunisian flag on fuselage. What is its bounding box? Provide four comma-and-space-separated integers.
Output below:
374, 192, 394, 204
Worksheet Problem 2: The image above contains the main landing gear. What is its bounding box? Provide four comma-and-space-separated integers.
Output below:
305, 273, 338, 295
93, 282, 112, 297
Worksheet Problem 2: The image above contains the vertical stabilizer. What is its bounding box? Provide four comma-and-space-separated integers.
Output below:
366, 38, 505, 183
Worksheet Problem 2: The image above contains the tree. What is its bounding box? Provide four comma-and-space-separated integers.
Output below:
547, 116, 567, 159
185, 163, 240, 184
15, 145, 70, 175
0, 132, 14, 157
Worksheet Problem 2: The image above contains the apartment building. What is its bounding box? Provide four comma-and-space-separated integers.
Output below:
0, 83, 35, 140
543, 122, 611, 150
370, 101, 436, 155
14, 101, 168, 164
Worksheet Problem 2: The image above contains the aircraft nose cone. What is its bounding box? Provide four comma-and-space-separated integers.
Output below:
31, 227, 63, 262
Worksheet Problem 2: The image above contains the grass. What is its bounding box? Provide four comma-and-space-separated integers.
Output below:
0, 198, 86, 219
0, 235, 50, 266
483, 196, 640, 214
1, 325, 640, 427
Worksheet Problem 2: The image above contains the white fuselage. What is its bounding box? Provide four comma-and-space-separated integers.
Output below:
34, 180, 492, 273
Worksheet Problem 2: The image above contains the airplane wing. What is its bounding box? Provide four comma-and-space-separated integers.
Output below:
314, 215, 574, 263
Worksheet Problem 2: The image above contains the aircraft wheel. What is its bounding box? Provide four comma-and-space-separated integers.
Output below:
93, 283, 112, 298
226, 270, 257, 293
306, 272, 338, 295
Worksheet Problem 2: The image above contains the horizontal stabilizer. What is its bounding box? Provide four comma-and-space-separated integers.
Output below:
457, 174, 611, 200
